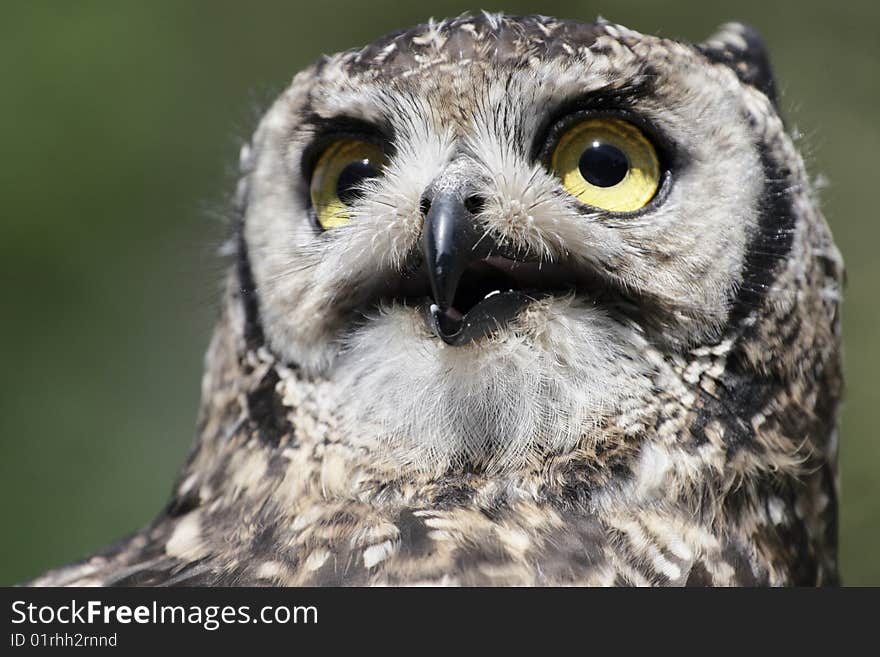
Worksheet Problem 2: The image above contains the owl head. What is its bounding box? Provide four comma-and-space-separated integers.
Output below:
235, 15, 840, 474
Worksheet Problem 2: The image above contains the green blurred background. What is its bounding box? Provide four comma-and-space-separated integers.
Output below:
2, 0, 877, 585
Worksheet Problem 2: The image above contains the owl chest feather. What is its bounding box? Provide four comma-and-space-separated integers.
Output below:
32, 294, 838, 587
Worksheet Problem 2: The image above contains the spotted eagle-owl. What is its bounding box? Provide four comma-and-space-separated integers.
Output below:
31, 14, 843, 587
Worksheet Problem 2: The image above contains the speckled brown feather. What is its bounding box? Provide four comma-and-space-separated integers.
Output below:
30, 15, 843, 587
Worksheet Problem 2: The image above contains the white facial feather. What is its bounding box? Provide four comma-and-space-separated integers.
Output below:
334, 296, 651, 473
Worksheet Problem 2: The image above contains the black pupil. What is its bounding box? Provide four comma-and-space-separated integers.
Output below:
337, 159, 378, 205
578, 141, 629, 187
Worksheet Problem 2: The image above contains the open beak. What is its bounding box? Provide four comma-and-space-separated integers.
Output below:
421, 192, 532, 346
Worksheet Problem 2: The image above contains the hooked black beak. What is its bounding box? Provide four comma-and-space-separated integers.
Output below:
422, 193, 486, 306
420, 192, 531, 345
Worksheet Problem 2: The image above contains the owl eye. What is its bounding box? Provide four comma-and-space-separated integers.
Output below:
549, 117, 660, 212
309, 139, 387, 229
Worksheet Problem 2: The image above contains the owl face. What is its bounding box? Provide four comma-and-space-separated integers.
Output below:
241, 16, 779, 472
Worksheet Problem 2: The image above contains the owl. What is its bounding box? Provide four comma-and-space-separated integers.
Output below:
30, 14, 843, 586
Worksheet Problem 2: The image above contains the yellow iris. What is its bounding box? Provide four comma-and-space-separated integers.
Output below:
310, 139, 387, 229
549, 117, 660, 212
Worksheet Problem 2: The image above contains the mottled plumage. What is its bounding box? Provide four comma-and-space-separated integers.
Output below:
32, 14, 842, 587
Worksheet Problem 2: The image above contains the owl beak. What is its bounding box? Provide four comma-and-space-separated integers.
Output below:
421, 193, 488, 341
421, 193, 485, 311
422, 193, 528, 347
419, 191, 536, 345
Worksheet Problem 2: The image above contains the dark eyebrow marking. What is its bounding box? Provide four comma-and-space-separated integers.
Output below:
529, 75, 658, 163
297, 114, 395, 180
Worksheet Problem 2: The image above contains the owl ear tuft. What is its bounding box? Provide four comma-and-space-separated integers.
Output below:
699, 23, 778, 106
